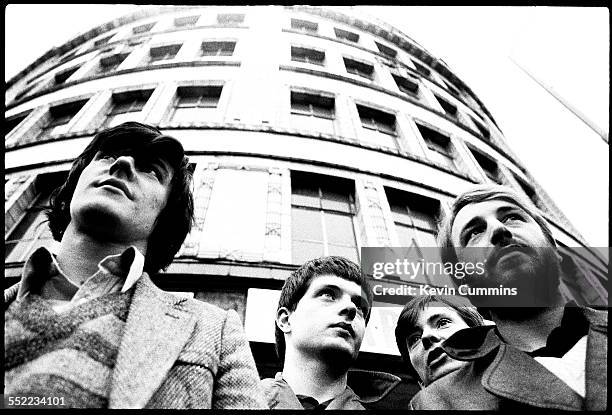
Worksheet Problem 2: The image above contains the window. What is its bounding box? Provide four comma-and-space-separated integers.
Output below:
291, 18, 318, 33
60, 49, 78, 63
334, 27, 359, 43
513, 174, 545, 211
357, 104, 398, 150
443, 79, 461, 98
291, 46, 325, 66
149, 44, 181, 63
105, 89, 153, 128
375, 41, 397, 58
469, 115, 490, 139
94, 34, 114, 47
54, 66, 79, 85
14, 79, 43, 101
5, 173, 66, 263
385, 187, 449, 285
344, 57, 374, 80
291, 171, 358, 264
170, 86, 222, 123
416, 124, 457, 171
217, 13, 244, 25
290, 90, 335, 133
412, 60, 430, 77
133, 23, 154, 34
5, 112, 30, 136
97, 53, 128, 74
469, 147, 502, 184
38, 100, 87, 139
392, 74, 419, 97
434, 94, 459, 119
201, 41, 236, 56
174, 15, 199, 27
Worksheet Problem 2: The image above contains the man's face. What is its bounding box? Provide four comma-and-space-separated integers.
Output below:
405, 302, 470, 386
69, 149, 174, 247
450, 199, 559, 295
285, 274, 369, 363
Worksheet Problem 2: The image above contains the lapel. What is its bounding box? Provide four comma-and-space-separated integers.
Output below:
108, 274, 196, 408
445, 324, 585, 410
583, 307, 607, 411
482, 343, 584, 410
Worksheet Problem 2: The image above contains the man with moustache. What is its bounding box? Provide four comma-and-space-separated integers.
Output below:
4, 122, 265, 409
409, 185, 607, 410
261, 256, 408, 410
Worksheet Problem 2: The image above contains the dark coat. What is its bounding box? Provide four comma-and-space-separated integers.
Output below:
261, 369, 414, 410
410, 307, 607, 410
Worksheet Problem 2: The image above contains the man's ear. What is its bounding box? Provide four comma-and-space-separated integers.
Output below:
276, 307, 292, 334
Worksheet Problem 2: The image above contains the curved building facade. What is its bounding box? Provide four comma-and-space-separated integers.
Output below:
5, 5, 607, 381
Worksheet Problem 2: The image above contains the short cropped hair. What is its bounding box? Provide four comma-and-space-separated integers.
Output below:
47, 121, 194, 274
275, 256, 373, 362
437, 184, 556, 265
394, 295, 484, 381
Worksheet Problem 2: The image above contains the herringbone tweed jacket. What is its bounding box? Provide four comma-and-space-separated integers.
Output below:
4, 274, 266, 409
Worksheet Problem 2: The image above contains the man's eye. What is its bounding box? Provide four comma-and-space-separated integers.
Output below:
437, 318, 452, 329
464, 226, 483, 243
320, 289, 335, 300
407, 333, 421, 349
140, 162, 163, 180
502, 213, 522, 223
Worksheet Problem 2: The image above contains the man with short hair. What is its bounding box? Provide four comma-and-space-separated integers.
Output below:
261, 256, 406, 410
5, 122, 265, 409
410, 184, 607, 410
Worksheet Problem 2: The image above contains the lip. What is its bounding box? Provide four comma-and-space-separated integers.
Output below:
97, 178, 132, 199
330, 322, 355, 338
488, 244, 531, 268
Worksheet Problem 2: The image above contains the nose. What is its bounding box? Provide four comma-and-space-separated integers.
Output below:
338, 295, 357, 320
421, 327, 441, 350
489, 219, 513, 247
109, 155, 136, 180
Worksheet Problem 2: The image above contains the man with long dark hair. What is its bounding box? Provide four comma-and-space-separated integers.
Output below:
5, 122, 265, 409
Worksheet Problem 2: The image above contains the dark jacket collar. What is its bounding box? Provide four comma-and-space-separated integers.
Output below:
261, 370, 401, 409
441, 306, 607, 410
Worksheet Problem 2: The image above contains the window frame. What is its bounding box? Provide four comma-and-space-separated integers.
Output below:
201, 40, 236, 57
290, 90, 335, 120
334, 27, 359, 43
343, 57, 374, 80
291, 18, 318, 33
291, 46, 325, 66
290, 171, 359, 264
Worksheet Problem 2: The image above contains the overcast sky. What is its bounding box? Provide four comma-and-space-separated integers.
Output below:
5, 5, 609, 246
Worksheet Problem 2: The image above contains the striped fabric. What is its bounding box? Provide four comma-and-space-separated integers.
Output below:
4, 290, 132, 408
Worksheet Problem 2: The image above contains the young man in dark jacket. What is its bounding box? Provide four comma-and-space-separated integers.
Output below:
261, 256, 407, 410
410, 185, 607, 410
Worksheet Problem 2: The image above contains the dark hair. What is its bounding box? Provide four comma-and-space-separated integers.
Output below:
394, 295, 484, 381
274, 256, 373, 362
46, 121, 194, 274
437, 184, 556, 265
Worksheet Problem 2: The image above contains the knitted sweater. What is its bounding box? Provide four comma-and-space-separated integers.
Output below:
5, 290, 133, 408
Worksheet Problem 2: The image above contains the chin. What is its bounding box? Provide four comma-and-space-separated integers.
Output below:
320, 342, 359, 364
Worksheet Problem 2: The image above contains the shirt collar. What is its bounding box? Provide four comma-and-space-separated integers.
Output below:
17, 245, 145, 301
